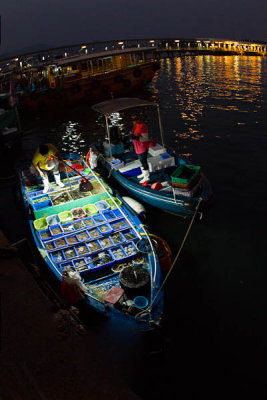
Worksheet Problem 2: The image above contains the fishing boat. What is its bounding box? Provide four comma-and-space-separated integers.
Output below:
18, 155, 164, 327
0, 47, 160, 111
90, 97, 213, 218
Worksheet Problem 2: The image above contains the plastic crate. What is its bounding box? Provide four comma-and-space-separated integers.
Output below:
88, 251, 114, 271
87, 227, 102, 239
58, 211, 73, 223
66, 235, 79, 245
61, 222, 75, 233
76, 231, 90, 241
171, 164, 201, 187
71, 207, 86, 220
102, 210, 116, 221
39, 229, 52, 242
99, 236, 114, 249
122, 228, 137, 242
106, 197, 122, 210
110, 232, 125, 245
94, 200, 110, 212
74, 243, 90, 257
93, 214, 106, 225
31, 194, 52, 211
73, 220, 85, 231
33, 217, 48, 231
50, 250, 65, 263
110, 219, 130, 232
46, 214, 60, 226
121, 241, 138, 258
49, 224, 63, 238
110, 245, 128, 261
43, 241, 55, 251
87, 240, 101, 253
63, 247, 78, 260
98, 223, 113, 235
73, 258, 89, 273
54, 238, 67, 248
59, 261, 74, 272
113, 208, 123, 219
83, 204, 98, 216
83, 217, 95, 228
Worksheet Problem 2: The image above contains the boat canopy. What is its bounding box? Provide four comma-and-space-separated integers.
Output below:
92, 98, 157, 116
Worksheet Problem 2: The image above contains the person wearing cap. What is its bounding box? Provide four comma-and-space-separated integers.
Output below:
131, 115, 150, 183
32, 143, 64, 193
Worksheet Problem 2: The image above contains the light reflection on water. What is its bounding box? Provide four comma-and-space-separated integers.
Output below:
30, 55, 266, 161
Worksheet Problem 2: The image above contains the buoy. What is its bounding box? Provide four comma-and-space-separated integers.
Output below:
122, 196, 146, 218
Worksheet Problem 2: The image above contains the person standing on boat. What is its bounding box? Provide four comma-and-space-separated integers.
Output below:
32, 143, 64, 193
131, 115, 150, 183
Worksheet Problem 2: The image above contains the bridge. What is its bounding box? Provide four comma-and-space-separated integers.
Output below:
0, 37, 266, 72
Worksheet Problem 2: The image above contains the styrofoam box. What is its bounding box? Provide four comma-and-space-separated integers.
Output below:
118, 159, 141, 173
147, 155, 175, 172
148, 144, 166, 157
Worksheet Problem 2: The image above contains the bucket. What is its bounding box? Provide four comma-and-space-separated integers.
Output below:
133, 296, 149, 309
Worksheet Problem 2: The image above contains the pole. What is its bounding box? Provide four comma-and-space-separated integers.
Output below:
105, 115, 112, 159
157, 105, 165, 148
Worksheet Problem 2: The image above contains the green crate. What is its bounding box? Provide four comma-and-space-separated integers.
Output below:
58, 211, 73, 223
171, 164, 200, 185
83, 204, 98, 216
33, 217, 48, 231
106, 197, 122, 210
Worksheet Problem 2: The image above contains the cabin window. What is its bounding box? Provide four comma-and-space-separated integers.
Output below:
81, 63, 88, 71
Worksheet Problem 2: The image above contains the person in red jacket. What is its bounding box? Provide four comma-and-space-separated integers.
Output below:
131, 115, 150, 183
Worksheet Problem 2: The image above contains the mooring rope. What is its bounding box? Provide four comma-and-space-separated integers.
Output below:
135, 197, 203, 322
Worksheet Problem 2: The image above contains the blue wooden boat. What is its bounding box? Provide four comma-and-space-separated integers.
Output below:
91, 98, 213, 218
18, 156, 164, 328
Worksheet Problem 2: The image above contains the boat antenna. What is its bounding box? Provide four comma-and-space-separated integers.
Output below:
105, 115, 112, 159
156, 104, 165, 148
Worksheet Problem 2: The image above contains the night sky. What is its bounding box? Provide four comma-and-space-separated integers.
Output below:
1, 0, 266, 55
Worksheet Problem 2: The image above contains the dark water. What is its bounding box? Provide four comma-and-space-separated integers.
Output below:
4, 55, 267, 398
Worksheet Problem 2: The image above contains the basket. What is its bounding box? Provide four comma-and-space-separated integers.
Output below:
46, 214, 60, 226
94, 200, 110, 212
33, 217, 48, 231
58, 211, 73, 223
106, 197, 122, 210
71, 207, 86, 220
82, 204, 98, 216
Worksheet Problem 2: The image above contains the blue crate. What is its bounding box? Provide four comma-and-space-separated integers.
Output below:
121, 241, 138, 258
49, 224, 63, 238
83, 217, 95, 228
63, 246, 78, 260
54, 238, 68, 248
61, 222, 75, 234
59, 260, 74, 272
28, 189, 45, 199
110, 231, 125, 245
86, 240, 101, 253
50, 250, 65, 263
98, 223, 113, 235
31, 194, 52, 211
113, 208, 123, 219
87, 227, 102, 239
99, 236, 114, 249
102, 210, 116, 221
39, 229, 52, 242
73, 257, 89, 272
121, 228, 137, 242
110, 219, 130, 232
76, 231, 90, 242
88, 250, 114, 271
110, 245, 128, 261
66, 235, 79, 245
93, 214, 106, 225
43, 241, 55, 251
73, 220, 85, 231
74, 243, 90, 257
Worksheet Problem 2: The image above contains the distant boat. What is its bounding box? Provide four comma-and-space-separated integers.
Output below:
0, 47, 160, 111
91, 98, 213, 218
18, 155, 164, 328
